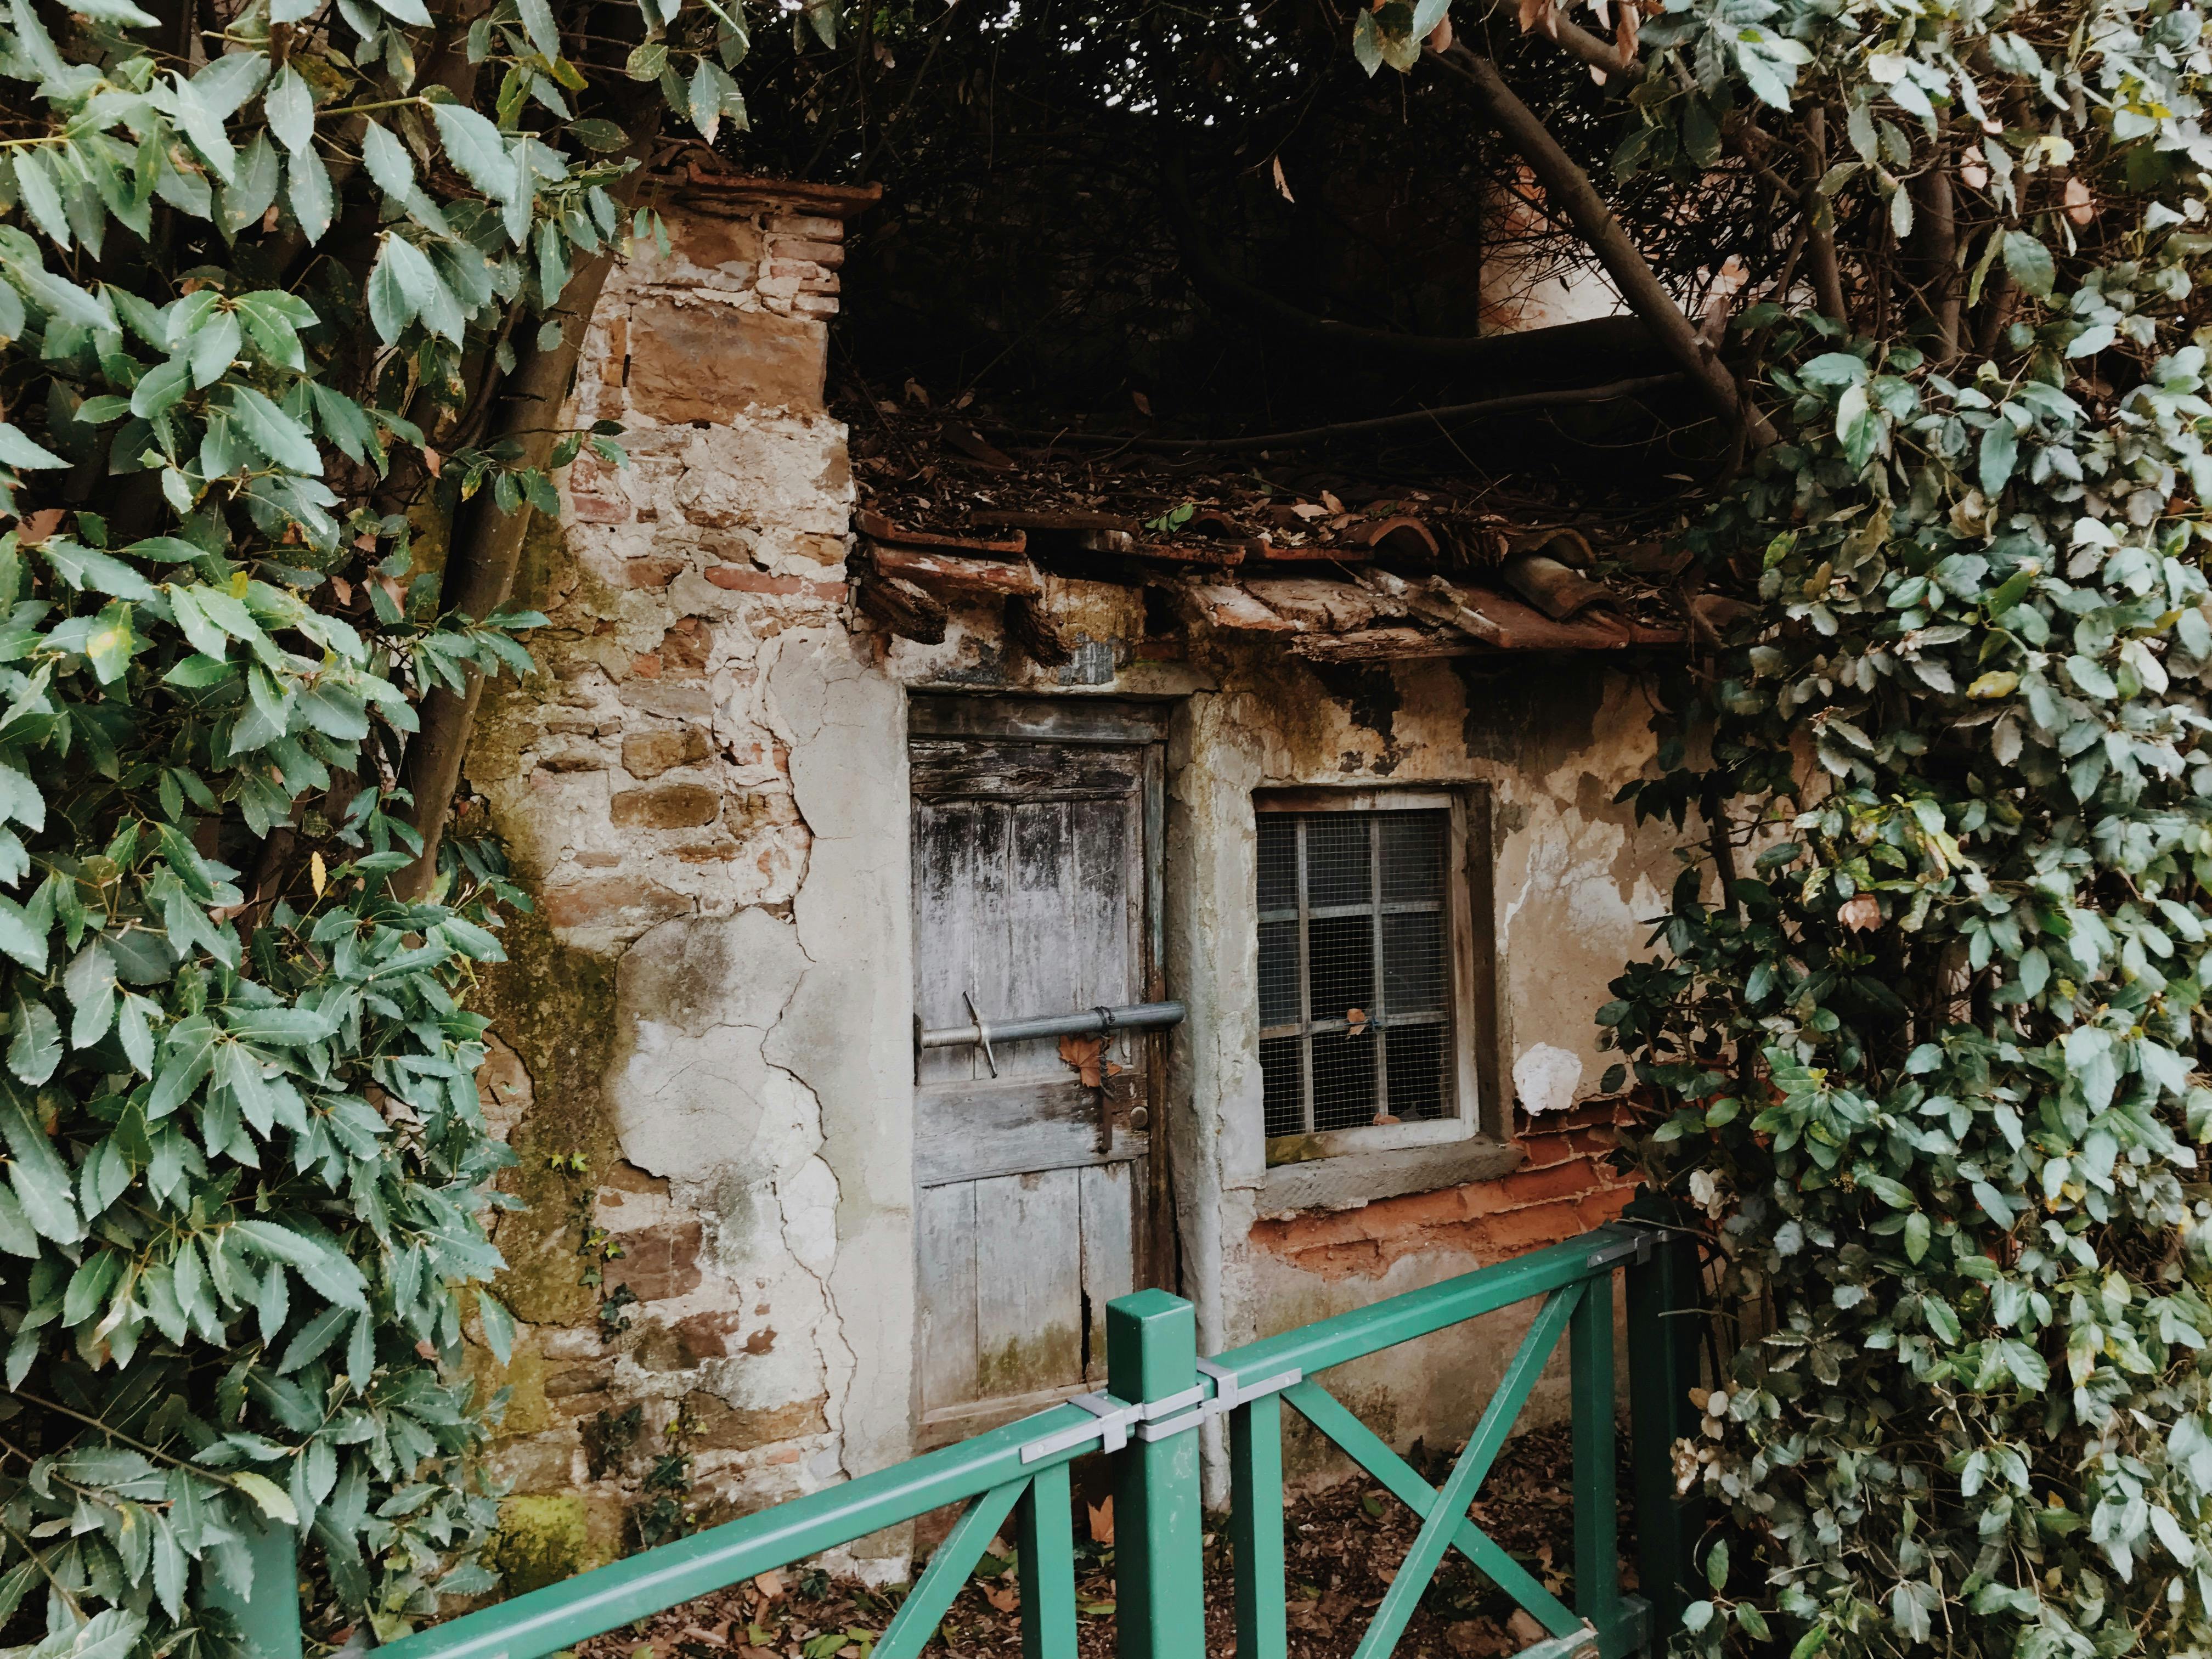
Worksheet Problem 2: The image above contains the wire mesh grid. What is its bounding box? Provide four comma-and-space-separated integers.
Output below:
1259, 808, 1452, 1137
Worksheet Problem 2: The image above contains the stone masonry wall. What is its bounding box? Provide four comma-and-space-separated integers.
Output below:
459, 171, 917, 1588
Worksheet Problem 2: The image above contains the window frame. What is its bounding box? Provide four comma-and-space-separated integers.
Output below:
1254, 786, 1489, 1161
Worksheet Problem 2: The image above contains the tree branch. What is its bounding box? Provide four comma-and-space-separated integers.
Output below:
395, 112, 663, 899
1472, 0, 1624, 74
1802, 109, 1848, 325
1431, 42, 1776, 447
985, 373, 1689, 453
1913, 130, 1960, 362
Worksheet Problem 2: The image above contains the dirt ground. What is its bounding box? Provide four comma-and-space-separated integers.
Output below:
574, 1426, 1633, 1659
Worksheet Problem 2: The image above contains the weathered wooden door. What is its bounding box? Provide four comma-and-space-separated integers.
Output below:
910, 696, 1167, 1441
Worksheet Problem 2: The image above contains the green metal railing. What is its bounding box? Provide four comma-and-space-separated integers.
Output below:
312, 1218, 1701, 1659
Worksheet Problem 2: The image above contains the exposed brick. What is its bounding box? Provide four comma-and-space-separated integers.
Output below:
1576, 1186, 1637, 1229
666, 213, 765, 273
768, 261, 830, 283
767, 237, 844, 267
689, 1393, 830, 1452
672, 838, 741, 864
625, 557, 687, 589
542, 875, 692, 931
766, 213, 843, 239
629, 653, 662, 679
622, 726, 713, 779
571, 494, 629, 524
661, 616, 713, 676
626, 297, 826, 419
536, 746, 603, 774
1470, 1198, 1590, 1256
1372, 1186, 1471, 1232
704, 566, 847, 600
542, 1361, 616, 1399
1496, 1159, 1609, 1209
670, 1310, 746, 1365
610, 1220, 704, 1301
791, 295, 842, 319
610, 784, 721, 830
1519, 1133, 1578, 1168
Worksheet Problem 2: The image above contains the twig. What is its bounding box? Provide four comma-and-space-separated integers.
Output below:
12, 1387, 251, 1491
983, 374, 1688, 455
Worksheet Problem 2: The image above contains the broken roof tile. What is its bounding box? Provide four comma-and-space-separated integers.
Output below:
1498, 551, 1621, 620
855, 507, 1029, 557
865, 543, 1045, 600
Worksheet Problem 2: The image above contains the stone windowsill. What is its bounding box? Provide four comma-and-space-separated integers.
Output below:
1258, 1135, 1524, 1215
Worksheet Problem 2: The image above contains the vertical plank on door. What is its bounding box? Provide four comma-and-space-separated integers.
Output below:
1000, 800, 1080, 1082
974, 1170, 1085, 1398
1070, 797, 1137, 1073
913, 800, 988, 1088
917, 1182, 980, 1414
1078, 1160, 1138, 1383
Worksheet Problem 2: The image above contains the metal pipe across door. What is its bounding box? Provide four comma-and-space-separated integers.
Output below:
916, 998, 1187, 1053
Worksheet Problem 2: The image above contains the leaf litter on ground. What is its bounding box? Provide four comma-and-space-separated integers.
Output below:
572, 1426, 1633, 1659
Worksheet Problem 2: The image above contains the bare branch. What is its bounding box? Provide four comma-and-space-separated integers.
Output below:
1430, 42, 1777, 447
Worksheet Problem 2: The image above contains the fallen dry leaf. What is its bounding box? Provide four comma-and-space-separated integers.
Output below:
1060, 1033, 1103, 1086
17, 509, 63, 545
1508, 1610, 1548, 1646
981, 1584, 1019, 1613
752, 1570, 785, 1601
1272, 154, 1295, 203
1838, 893, 1882, 932
1087, 1496, 1114, 1545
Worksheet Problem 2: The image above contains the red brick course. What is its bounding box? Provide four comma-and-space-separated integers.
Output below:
1251, 1103, 1640, 1279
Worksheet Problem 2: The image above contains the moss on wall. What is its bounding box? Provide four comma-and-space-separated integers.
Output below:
473, 896, 624, 1328
487, 1495, 597, 1595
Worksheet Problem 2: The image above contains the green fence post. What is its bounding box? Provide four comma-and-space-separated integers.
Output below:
1570, 1268, 1622, 1647
1019, 1462, 1080, 1659
1107, 1290, 1204, 1659
1625, 1211, 1706, 1643
1229, 1392, 1286, 1659
205, 1516, 303, 1659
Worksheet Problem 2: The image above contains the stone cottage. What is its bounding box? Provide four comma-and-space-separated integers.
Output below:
461, 150, 1694, 1585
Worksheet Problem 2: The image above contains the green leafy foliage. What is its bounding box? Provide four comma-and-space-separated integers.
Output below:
1506, 0, 2212, 1653
1357, 0, 2212, 1650
0, 0, 757, 1640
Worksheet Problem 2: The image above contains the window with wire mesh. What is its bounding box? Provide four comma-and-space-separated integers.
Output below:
1259, 808, 1454, 1138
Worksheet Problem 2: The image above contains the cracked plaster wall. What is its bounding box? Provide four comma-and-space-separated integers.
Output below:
458, 187, 916, 1582
1163, 647, 1679, 1494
